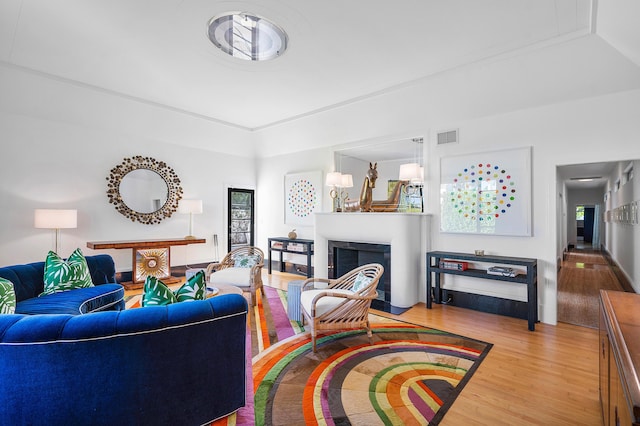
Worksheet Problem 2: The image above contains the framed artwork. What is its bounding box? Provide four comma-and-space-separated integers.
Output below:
134, 247, 170, 283
440, 146, 532, 236
284, 171, 323, 226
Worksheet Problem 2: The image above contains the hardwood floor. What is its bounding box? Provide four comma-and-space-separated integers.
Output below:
558, 248, 623, 328
264, 271, 602, 426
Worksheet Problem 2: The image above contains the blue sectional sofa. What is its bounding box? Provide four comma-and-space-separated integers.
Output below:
0, 287, 248, 424
0, 253, 125, 314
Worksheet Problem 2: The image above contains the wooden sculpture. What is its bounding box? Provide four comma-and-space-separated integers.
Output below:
343, 162, 409, 212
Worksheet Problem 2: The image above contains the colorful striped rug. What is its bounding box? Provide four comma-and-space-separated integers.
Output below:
130, 285, 492, 425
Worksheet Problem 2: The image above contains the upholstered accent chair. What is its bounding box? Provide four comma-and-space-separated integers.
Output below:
300, 263, 384, 352
206, 246, 265, 305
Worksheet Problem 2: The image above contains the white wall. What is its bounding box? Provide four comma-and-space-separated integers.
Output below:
254, 75, 640, 326
0, 65, 256, 271
604, 160, 640, 291
3, 33, 640, 325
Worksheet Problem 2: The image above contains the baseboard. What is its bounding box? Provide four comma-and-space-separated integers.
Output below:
269, 260, 314, 277
601, 249, 635, 293
441, 289, 529, 320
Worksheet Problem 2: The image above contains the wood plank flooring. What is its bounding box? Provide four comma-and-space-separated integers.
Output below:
264, 271, 602, 426
558, 249, 623, 328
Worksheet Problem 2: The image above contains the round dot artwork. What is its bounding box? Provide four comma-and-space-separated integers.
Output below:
287, 179, 318, 218
448, 163, 517, 223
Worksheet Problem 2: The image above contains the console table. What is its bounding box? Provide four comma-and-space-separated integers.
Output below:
426, 251, 538, 331
267, 237, 314, 278
87, 237, 206, 288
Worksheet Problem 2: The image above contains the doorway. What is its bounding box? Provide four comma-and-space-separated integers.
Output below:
227, 188, 254, 252
576, 205, 595, 246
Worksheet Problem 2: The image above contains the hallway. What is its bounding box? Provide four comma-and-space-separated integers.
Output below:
557, 245, 624, 328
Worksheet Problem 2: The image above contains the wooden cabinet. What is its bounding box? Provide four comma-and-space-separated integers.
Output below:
599, 290, 640, 426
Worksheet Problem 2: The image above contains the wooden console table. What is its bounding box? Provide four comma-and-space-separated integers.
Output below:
87, 238, 206, 288
267, 237, 314, 278
426, 251, 538, 331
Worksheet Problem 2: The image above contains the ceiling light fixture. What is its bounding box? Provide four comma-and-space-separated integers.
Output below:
207, 12, 288, 61
570, 176, 602, 182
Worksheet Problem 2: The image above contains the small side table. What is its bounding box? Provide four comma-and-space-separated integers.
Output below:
287, 280, 304, 321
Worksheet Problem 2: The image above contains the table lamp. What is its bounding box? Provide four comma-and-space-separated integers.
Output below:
34, 209, 78, 253
178, 199, 203, 239
326, 172, 343, 212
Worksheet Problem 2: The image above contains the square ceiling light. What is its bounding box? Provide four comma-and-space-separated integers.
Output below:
207, 12, 288, 61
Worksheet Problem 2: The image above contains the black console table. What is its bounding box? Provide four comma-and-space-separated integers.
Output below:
268, 237, 314, 278
426, 251, 538, 331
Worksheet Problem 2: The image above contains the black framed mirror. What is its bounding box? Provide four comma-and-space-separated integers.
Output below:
106, 156, 183, 224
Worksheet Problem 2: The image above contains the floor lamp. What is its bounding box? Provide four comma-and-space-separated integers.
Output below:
34, 209, 78, 254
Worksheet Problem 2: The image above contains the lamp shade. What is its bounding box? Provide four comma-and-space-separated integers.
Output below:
341, 174, 354, 188
34, 209, 77, 229
399, 163, 422, 182
178, 199, 203, 214
325, 172, 343, 187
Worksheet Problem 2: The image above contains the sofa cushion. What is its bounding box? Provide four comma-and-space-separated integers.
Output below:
0, 277, 16, 314
352, 271, 373, 292
300, 288, 355, 317
143, 272, 207, 306
15, 284, 125, 315
142, 276, 177, 306
41, 248, 94, 296
209, 267, 251, 287
234, 254, 260, 268
174, 270, 206, 302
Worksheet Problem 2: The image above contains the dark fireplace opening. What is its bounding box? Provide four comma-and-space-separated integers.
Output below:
328, 240, 391, 312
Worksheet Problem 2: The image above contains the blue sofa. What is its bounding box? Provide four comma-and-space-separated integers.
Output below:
0, 254, 125, 314
0, 293, 248, 424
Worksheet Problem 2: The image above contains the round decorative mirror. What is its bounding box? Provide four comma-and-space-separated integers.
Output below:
107, 156, 183, 224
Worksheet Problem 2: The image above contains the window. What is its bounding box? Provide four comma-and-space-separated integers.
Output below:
576, 205, 585, 221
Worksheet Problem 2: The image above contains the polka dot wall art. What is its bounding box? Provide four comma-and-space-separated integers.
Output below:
284, 171, 323, 226
440, 147, 532, 236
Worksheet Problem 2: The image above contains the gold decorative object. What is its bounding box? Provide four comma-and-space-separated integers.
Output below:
134, 248, 170, 282
343, 163, 410, 212
288, 229, 297, 239
106, 155, 183, 224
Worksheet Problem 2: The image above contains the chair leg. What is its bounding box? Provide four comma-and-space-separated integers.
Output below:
366, 320, 372, 344
312, 332, 317, 353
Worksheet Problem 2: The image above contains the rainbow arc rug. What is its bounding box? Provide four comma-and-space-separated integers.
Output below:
222, 285, 493, 426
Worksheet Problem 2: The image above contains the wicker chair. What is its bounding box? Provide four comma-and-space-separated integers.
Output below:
300, 263, 384, 352
206, 246, 264, 305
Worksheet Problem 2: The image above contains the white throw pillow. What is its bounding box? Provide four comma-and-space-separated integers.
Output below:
300, 288, 355, 317
209, 267, 252, 287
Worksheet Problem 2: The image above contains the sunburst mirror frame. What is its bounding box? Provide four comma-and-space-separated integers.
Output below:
107, 155, 183, 224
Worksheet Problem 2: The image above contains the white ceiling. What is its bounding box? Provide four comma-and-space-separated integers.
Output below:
2, 0, 639, 187
1, 0, 599, 130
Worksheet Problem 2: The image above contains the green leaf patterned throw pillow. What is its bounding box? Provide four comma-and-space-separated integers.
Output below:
352, 271, 373, 292
0, 277, 16, 314
41, 248, 94, 296
142, 276, 178, 307
174, 270, 206, 302
234, 254, 260, 268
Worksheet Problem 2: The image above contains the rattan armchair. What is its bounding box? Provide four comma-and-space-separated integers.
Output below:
206, 246, 264, 305
300, 263, 384, 352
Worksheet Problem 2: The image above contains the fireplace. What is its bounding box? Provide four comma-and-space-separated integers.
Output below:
315, 212, 429, 310
328, 240, 391, 312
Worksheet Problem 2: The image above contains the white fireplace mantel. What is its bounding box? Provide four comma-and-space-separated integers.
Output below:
314, 212, 430, 309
